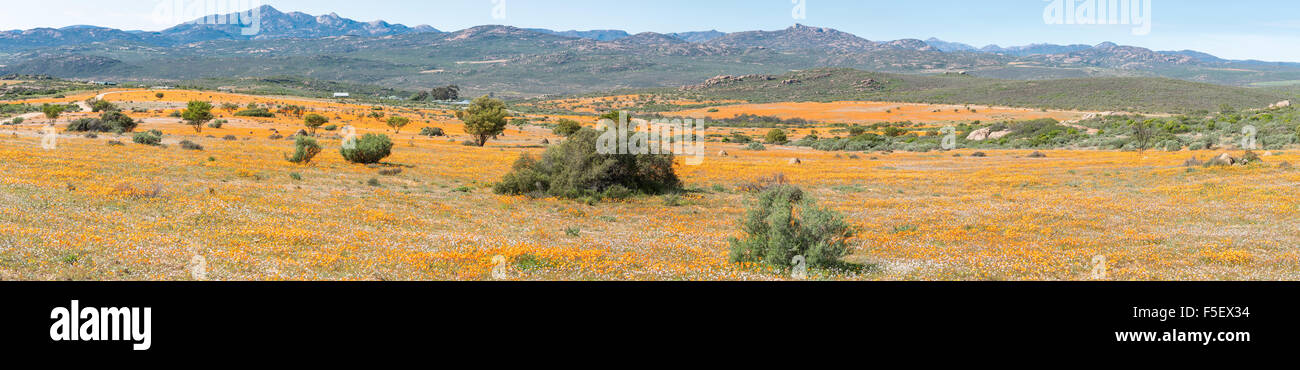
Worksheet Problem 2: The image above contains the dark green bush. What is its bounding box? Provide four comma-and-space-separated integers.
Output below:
340, 133, 393, 164
65, 111, 137, 133
234, 108, 275, 118
132, 131, 161, 146
419, 127, 445, 137
179, 140, 204, 151
765, 129, 788, 144
286, 136, 323, 164
552, 119, 582, 137
493, 128, 680, 199
728, 184, 853, 270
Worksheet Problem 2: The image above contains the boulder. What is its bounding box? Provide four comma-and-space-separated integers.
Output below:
788, 158, 802, 165
1207, 152, 1236, 166
966, 127, 1012, 141
987, 130, 1013, 140
718, 150, 728, 156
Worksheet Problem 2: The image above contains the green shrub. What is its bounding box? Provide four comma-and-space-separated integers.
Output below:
493, 128, 680, 199
208, 119, 225, 129
234, 108, 275, 118
419, 127, 445, 137
322, 124, 338, 131
179, 140, 204, 151
340, 133, 393, 164
285, 136, 323, 164
765, 129, 788, 144
90, 99, 117, 113
289, 172, 302, 181
65, 111, 137, 133
728, 184, 853, 270
553, 119, 582, 137
745, 142, 767, 151
132, 131, 162, 146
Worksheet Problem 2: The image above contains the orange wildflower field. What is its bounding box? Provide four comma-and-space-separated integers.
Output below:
2, 90, 1298, 281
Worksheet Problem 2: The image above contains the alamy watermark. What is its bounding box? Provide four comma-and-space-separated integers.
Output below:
340, 125, 358, 150
1044, 0, 1152, 36
40, 124, 57, 150
791, 0, 807, 20
152, 0, 263, 36
595, 112, 706, 166
940, 125, 957, 150
491, 0, 507, 20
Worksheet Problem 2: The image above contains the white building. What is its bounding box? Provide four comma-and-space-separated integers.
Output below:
333, 92, 350, 98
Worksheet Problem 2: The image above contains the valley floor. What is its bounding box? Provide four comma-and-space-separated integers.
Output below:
1, 91, 1297, 280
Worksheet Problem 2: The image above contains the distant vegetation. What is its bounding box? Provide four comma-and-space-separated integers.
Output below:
786, 105, 1299, 152
654, 68, 1292, 114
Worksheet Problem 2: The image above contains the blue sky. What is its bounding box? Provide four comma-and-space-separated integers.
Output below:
4, 0, 1300, 62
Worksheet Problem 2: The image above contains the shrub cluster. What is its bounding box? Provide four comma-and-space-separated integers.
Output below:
493, 128, 680, 200
65, 111, 138, 133
340, 133, 393, 164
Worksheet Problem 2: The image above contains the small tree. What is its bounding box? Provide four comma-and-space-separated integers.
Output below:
155, 92, 165, 99
303, 114, 329, 135
1131, 119, 1154, 151
221, 103, 240, 113
729, 184, 853, 270
285, 136, 323, 164
181, 101, 214, 133
456, 96, 508, 146
431, 85, 460, 101
552, 119, 582, 137
369, 111, 385, 122
765, 129, 788, 144
42, 104, 65, 121
386, 116, 411, 133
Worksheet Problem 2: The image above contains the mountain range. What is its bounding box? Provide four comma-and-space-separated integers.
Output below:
3, 5, 1299, 98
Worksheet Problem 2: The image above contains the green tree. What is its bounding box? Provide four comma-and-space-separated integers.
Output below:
386, 116, 410, 133
456, 96, 508, 146
303, 114, 329, 135
41, 104, 65, 121
552, 118, 582, 137
181, 101, 214, 133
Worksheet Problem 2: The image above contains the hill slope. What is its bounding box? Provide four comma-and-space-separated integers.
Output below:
661, 68, 1291, 113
